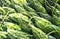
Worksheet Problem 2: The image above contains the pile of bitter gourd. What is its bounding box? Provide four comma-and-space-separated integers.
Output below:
0, 0, 60, 39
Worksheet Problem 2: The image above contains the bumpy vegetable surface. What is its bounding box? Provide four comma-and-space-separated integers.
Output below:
0, 0, 60, 39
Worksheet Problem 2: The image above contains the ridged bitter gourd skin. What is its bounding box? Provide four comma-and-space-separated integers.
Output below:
8, 13, 48, 39
32, 16, 60, 39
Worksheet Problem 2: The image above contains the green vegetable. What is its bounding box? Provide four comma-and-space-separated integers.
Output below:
23, 4, 35, 12
37, 12, 53, 22
4, 22, 21, 31
8, 13, 48, 39
51, 6, 60, 26
0, 31, 8, 39
32, 16, 60, 39
27, 0, 47, 13
45, 2, 60, 27
7, 29, 34, 39
0, 0, 60, 39
10, 4, 26, 13
0, 6, 15, 15
31, 25, 48, 39
13, 0, 27, 7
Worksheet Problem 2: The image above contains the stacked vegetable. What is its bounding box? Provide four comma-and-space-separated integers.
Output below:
0, 0, 60, 39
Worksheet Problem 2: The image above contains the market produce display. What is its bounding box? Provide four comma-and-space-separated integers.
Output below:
0, 0, 60, 39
